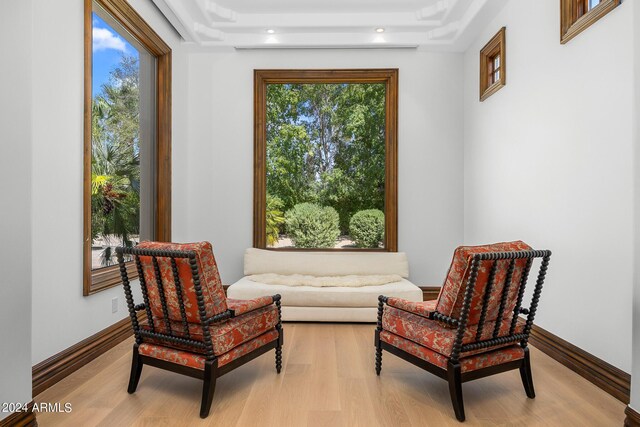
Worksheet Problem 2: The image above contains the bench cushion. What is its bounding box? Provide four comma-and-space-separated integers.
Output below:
228, 276, 422, 308
244, 248, 410, 277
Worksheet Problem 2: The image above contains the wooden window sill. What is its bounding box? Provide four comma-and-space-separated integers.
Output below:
87, 262, 137, 295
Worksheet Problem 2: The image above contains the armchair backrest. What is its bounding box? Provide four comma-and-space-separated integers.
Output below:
135, 241, 228, 321
433, 241, 551, 362
116, 241, 229, 359
436, 241, 532, 326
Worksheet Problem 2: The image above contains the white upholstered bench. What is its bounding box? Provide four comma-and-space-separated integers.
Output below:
227, 248, 423, 322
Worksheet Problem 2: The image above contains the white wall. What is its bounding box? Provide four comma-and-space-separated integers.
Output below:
30, 0, 189, 365
0, 0, 34, 419
631, 0, 640, 414
463, 1, 634, 371
184, 49, 464, 286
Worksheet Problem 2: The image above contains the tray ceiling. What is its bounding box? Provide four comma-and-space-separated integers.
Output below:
151, 0, 507, 50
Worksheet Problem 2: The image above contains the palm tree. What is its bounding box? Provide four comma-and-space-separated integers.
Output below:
266, 194, 285, 246
90, 56, 141, 266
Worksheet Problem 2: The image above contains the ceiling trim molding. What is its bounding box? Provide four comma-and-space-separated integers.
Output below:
151, 0, 508, 51
198, 0, 237, 22
194, 22, 226, 41
234, 44, 419, 50
416, 0, 451, 20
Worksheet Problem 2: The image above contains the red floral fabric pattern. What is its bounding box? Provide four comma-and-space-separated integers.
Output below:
382, 305, 526, 357
140, 304, 279, 356
386, 298, 437, 318
380, 331, 525, 372
216, 329, 279, 367
138, 343, 207, 370
136, 241, 228, 322
139, 317, 207, 353
138, 329, 280, 370
228, 296, 274, 316
210, 305, 279, 355
435, 241, 533, 325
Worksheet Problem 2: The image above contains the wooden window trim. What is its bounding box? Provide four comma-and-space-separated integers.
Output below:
83, 0, 172, 296
560, 0, 621, 44
253, 69, 398, 252
479, 27, 506, 102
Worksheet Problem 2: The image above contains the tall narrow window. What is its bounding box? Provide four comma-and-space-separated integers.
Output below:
84, 0, 171, 295
480, 27, 506, 102
254, 70, 398, 251
561, 0, 621, 44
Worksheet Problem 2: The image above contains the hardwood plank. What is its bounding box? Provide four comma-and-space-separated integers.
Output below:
35, 323, 625, 426
529, 323, 630, 403
32, 315, 140, 396
307, 410, 345, 427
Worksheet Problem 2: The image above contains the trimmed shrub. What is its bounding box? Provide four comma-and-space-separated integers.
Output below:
285, 203, 340, 248
349, 209, 385, 248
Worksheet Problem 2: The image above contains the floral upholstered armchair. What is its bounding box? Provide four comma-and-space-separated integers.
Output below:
116, 241, 283, 419
375, 241, 551, 422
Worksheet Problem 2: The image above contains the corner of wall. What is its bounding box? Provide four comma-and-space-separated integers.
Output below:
0, 0, 34, 419
630, 0, 640, 413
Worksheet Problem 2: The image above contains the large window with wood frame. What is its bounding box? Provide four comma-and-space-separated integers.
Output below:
254, 69, 398, 251
560, 0, 621, 44
84, 0, 171, 295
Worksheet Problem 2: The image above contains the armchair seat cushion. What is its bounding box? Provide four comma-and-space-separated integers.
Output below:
379, 331, 525, 372
382, 305, 526, 357
138, 342, 207, 370
211, 305, 279, 355
138, 329, 280, 370
141, 304, 279, 356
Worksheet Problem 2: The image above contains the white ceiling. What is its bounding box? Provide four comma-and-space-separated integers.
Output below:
213, 0, 429, 14
152, 0, 507, 51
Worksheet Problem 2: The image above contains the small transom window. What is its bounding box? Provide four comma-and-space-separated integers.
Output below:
479, 27, 506, 102
560, 0, 621, 44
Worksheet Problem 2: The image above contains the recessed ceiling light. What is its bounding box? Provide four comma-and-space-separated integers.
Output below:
266, 29, 275, 34
375, 28, 385, 33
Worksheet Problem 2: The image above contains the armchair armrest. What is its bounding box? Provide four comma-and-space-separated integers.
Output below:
205, 310, 234, 325
227, 296, 275, 316
386, 297, 437, 318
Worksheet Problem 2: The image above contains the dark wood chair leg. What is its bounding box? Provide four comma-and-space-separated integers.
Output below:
127, 344, 143, 394
200, 360, 217, 419
519, 347, 535, 398
276, 328, 284, 373
447, 362, 465, 422
375, 330, 383, 376
375, 296, 387, 376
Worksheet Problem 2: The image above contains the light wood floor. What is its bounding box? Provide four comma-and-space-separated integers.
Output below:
36, 323, 624, 426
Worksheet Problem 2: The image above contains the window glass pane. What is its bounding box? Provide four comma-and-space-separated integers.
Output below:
91, 6, 155, 269
494, 55, 500, 68
494, 70, 500, 82
589, 0, 601, 10
265, 83, 386, 249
